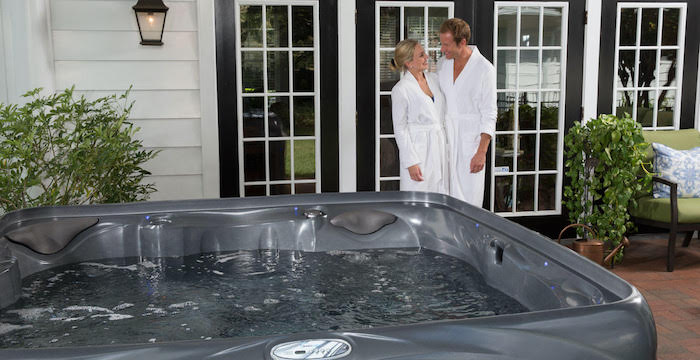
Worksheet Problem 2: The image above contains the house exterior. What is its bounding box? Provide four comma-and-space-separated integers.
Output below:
0, 0, 698, 233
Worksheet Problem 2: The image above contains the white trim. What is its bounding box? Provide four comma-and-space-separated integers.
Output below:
197, 0, 221, 198
491, 2, 568, 217
582, 0, 601, 123
374, 1, 453, 191
612, 2, 687, 130
235, 0, 321, 197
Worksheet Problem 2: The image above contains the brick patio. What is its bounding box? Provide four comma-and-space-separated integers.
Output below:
610, 232, 700, 360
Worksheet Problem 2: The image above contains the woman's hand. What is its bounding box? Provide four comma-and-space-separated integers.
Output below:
408, 164, 424, 182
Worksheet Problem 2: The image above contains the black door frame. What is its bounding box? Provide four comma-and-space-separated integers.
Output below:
215, 0, 339, 197
355, 0, 476, 192
597, 0, 700, 129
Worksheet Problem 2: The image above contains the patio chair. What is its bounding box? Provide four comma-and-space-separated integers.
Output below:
630, 129, 700, 272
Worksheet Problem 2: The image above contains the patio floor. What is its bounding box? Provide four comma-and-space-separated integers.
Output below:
610, 232, 700, 360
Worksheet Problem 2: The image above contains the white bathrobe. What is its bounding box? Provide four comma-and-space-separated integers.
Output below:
390, 71, 448, 194
437, 46, 497, 207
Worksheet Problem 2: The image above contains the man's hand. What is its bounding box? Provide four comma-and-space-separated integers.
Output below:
470, 151, 486, 173
408, 164, 424, 181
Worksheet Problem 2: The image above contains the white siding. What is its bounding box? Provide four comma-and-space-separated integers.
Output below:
50, 0, 208, 200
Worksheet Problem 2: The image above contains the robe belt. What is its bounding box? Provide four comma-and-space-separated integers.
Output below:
406, 123, 443, 132
445, 113, 482, 139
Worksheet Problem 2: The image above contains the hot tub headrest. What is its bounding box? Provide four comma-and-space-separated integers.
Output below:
5, 217, 99, 255
330, 210, 397, 235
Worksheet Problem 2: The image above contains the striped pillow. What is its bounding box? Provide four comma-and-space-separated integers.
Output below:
652, 143, 700, 198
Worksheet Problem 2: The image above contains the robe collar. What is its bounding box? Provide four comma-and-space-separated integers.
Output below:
400, 70, 440, 119
448, 45, 481, 86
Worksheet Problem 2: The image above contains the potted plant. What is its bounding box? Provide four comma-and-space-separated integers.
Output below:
563, 113, 650, 263
0, 87, 158, 214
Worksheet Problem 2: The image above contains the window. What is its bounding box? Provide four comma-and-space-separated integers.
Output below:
375, 2, 453, 191
613, 3, 686, 129
235, 1, 320, 196
491, 2, 568, 216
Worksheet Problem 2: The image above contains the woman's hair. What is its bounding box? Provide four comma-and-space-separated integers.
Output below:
390, 39, 420, 72
440, 18, 471, 46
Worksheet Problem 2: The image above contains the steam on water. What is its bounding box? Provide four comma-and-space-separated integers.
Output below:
0, 248, 527, 348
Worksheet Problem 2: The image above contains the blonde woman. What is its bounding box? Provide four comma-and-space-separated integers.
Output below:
390, 39, 447, 193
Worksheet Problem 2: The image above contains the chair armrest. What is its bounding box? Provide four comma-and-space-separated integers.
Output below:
651, 176, 678, 226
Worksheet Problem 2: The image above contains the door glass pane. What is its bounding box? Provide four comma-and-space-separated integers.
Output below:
616, 90, 634, 119
245, 185, 266, 196
538, 174, 556, 211
243, 97, 264, 138
617, 50, 636, 88
542, 50, 561, 90
294, 140, 315, 179
380, 95, 394, 134
240, 5, 262, 47
640, 8, 659, 46
270, 184, 291, 195
379, 7, 400, 47
659, 50, 677, 87
292, 6, 313, 47
293, 97, 314, 136
295, 183, 316, 194
540, 92, 559, 130
267, 51, 289, 92
380, 51, 400, 91
662, 8, 680, 46
517, 175, 535, 212
519, 50, 539, 89
268, 96, 289, 137
495, 176, 513, 212
539, 133, 558, 170
657, 90, 675, 127
619, 8, 638, 46
269, 140, 291, 180
428, 8, 448, 48
639, 50, 657, 88
266, 6, 288, 47
497, 50, 517, 89
495, 134, 514, 170
428, 50, 442, 73
518, 135, 536, 171
380, 138, 400, 177
518, 92, 537, 130
520, 7, 540, 47
293, 51, 314, 92
542, 7, 562, 46
498, 7, 517, 46
404, 7, 425, 46
380, 181, 400, 191
242, 51, 264, 93
637, 90, 655, 127
497, 92, 515, 131
244, 142, 265, 182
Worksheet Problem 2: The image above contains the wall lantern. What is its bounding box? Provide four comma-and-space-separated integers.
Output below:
133, 0, 169, 46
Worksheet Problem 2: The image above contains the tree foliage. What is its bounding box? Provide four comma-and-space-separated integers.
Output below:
563, 113, 650, 262
0, 87, 158, 213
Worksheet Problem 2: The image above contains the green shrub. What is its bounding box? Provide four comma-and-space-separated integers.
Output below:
563, 113, 650, 262
0, 87, 158, 213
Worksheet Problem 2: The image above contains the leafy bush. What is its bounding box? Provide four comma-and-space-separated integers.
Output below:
0, 87, 157, 213
563, 113, 650, 262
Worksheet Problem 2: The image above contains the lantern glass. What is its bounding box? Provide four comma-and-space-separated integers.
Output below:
136, 11, 166, 43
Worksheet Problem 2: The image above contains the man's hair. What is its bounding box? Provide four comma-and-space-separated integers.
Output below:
440, 18, 471, 45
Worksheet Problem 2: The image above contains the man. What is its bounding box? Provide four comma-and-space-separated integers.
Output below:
437, 18, 497, 207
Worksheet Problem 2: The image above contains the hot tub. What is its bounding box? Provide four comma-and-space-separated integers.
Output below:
0, 192, 655, 359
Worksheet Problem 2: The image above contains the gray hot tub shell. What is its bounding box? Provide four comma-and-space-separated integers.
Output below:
0, 192, 656, 359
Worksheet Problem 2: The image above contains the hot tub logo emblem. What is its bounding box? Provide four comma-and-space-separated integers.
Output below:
270, 339, 351, 360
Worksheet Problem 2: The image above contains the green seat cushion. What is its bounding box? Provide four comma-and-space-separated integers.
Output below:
631, 196, 700, 224
641, 129, 700, 161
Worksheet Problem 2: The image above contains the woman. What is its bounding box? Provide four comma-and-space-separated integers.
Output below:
390, 39, 447, 193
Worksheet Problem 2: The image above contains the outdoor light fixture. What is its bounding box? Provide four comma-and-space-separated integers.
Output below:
133, 0, 169, 46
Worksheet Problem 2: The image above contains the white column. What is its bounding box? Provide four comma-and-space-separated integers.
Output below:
338, 0, 357, 192
582, 0, 602, 123
0, 0, 54, 104
197, 0, 221, 198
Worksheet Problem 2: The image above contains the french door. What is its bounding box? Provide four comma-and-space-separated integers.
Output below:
215, 0, 339, 197
598, 0, 700, 130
